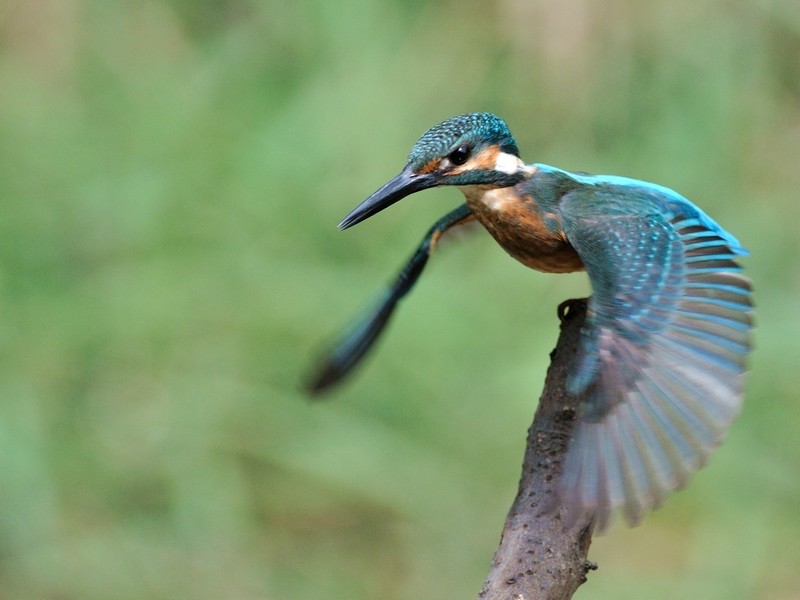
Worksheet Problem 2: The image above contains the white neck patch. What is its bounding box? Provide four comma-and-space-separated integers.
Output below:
493, 151, 523, 174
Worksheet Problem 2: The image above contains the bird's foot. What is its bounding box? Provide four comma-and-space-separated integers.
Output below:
557, 298, 587, 323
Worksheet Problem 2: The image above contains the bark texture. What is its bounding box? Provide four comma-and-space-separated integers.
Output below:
477, 299, 597, 600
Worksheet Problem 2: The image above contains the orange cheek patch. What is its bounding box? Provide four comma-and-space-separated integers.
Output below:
474, 146, 500, 170
447, 146, 502, 177
418, 158, 442, 174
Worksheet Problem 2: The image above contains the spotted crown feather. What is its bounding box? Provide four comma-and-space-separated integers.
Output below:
408, 113, 519, 169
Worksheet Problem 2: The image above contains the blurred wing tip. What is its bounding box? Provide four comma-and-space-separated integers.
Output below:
304, 377, 330, 397
303, 363, 343, 397
557, 475, 671, 534
558, 500, 644, 535
556, 385, 741, 532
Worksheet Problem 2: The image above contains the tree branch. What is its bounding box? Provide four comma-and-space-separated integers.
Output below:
477, 298, 597, 600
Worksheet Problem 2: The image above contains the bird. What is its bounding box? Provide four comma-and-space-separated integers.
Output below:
307, 112, 753, 531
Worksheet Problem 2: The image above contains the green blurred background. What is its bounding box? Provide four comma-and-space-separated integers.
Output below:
0, 1, 798, 598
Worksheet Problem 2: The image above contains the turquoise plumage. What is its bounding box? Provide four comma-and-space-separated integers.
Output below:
308, 113, 753, 531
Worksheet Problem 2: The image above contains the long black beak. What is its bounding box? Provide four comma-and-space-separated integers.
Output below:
338, 167, 435, 230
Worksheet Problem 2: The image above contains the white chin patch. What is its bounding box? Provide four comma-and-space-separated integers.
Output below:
493, 152, 521, 174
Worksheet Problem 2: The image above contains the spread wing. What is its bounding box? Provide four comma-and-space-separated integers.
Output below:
558, 185, 753, 531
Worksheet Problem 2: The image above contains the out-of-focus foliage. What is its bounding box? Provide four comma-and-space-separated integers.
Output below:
0, 1, 797, 598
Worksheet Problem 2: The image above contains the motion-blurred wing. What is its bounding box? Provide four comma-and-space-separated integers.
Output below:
558, 187, 753, 531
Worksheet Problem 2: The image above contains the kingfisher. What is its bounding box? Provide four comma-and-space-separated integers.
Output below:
307, 113, 753, 531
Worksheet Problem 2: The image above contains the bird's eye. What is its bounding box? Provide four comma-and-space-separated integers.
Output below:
448, 145, 470, 165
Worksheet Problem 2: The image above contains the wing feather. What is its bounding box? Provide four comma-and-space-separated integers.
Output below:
557, 187, 753, 530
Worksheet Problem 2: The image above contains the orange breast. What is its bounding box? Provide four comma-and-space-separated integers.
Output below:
463, 187, 584, 274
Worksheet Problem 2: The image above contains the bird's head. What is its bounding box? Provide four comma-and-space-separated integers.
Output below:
339, 113, 525, 230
